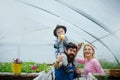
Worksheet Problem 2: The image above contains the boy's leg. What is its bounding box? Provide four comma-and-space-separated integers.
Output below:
74, 59, 81, 78
62, 54, 68, 66
62, 54, 74, 74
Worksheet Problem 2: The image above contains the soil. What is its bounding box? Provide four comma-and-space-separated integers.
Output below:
0, 73, 38, 80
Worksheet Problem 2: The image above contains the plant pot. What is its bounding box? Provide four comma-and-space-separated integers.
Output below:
109, 69, 120, 77
12, 62, 22, 75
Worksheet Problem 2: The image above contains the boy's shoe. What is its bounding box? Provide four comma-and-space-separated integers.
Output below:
74, 72, 81, 78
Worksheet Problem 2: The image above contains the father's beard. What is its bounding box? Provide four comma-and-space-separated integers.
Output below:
67, 54, 75, 63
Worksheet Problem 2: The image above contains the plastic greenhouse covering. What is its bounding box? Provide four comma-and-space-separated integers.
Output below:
0, 0, 120, 65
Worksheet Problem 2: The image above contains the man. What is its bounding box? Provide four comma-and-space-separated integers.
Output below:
54, 42, 79, 80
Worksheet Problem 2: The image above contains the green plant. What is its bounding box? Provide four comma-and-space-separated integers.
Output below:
22, 62, 35, 73
35, 63, 50, 72
78, 64, 84, 68
0, 62, 12, 72
94, 75, 108, 80
99, 59, 120, 69
0, 62, 51, 73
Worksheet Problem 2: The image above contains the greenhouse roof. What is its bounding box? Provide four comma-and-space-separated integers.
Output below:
0, 0, 120, 64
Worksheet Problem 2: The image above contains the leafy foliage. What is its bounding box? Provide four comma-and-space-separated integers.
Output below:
0, 62, 51, 73
0, 62, 12, 72
99, 59, 120, 69
0, 59, 119, 73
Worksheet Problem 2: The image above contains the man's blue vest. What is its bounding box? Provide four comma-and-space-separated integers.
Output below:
55, 63, 75, 80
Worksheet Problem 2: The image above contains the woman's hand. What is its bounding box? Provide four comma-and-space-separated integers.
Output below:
76, 42, 83, 54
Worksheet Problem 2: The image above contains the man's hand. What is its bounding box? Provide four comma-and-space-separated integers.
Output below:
54, 53, 63, 69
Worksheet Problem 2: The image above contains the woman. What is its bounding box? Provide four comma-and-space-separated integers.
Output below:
76, 43, 104, 80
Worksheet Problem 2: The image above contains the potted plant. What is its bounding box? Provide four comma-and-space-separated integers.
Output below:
109, 68, 120, 77
11, 58, 22, 75
31, 64, 38, 72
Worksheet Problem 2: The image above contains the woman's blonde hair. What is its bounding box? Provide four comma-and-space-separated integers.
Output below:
83, 44, 95, 58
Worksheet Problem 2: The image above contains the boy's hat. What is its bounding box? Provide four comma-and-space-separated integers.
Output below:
53, 25, 67, 37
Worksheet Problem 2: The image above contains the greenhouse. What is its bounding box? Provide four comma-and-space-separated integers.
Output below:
0, 0, 120, 80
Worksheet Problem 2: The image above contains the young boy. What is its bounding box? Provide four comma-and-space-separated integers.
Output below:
53, 25, 68, 57
53, 25, 70, 73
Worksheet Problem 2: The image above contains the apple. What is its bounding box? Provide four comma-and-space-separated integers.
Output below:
60, 34, 65, 40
